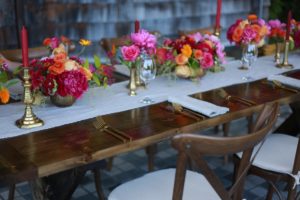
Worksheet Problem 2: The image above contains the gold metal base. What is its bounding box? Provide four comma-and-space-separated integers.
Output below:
129, 90, 137, 96
276, 63, 294, 69
213, 27, 221, 38
16, 105, 44, 128
238, 66, 249, 70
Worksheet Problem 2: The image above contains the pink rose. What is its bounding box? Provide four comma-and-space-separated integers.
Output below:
131, 29, 157, 49
121, 45, 140, 62
200, 52, 214, 69
50, 37, 60, 49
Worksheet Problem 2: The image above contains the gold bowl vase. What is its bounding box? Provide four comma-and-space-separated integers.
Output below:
50, 94, 76, 107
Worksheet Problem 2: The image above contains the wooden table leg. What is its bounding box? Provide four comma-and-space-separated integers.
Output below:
222, 123, 230, 164
145, 144, 158, 172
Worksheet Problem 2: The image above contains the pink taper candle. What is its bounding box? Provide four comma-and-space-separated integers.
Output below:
135, 20, 140, 33
21, 26, 29, 67
215, 0, 222, 29
285, 10, 292, 41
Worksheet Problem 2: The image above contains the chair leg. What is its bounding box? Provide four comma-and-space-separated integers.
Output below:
145, 144, 157, 172
92, 168, 106, 200
214, 125, 219, 133
247, 115, 253, 133
287, 177, 297, 200
222, 123, 230, 164
8, 184, 15, 200
266, 183, 274, 200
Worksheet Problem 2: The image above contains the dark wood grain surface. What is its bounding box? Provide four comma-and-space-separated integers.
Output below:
1, 70, 300, 183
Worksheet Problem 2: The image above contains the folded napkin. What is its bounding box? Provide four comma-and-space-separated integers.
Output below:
267, 75, 300, 88
168, 96, 229, 117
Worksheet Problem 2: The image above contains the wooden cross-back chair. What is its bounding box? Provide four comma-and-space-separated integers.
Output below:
178, 27, 213, 37
108, 103, 279, 200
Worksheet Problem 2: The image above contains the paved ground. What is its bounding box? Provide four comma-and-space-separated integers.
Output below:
0, 105, 295, 200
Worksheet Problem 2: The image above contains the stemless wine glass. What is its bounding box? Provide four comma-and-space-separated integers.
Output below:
241, 43, 258, 81
139, 54, 157, 104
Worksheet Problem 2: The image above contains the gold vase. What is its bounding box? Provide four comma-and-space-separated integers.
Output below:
274, 42, 282, 64
128, 67, 137, 96
50, 94, 76, 107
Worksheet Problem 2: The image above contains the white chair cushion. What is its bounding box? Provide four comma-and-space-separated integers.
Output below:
108, 168, 221, 200
236, 133, 298, 174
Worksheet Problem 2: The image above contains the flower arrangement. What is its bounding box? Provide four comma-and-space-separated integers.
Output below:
227, 15, 270, 47
267, 19, 286, 43
0, 59, 17, 104
161, 32, 226, 78
119, 29, 157, 67
29, 37, 114, 102
292, 20, 300, 48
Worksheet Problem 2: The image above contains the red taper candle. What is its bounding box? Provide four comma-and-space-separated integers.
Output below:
21, 26, 29, 67
286, 10, 292, 41
135, 20, 140, 33
215, 0, 222, 29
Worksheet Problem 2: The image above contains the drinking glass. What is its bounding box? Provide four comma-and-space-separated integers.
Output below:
241, 44, 258, 81
139, 55, 156, 104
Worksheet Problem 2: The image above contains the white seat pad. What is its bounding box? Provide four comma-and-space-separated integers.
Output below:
237, 133, 298, 174
108, 168, 220, 200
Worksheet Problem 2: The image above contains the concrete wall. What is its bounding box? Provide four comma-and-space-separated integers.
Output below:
0, 0, 270, 50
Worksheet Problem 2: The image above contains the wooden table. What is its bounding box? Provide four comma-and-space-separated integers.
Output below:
0, 70, 300, 189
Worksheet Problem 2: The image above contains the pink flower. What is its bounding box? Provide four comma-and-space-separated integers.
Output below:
131, 29, 157, 50
56, 70, 88, 99
241, 26, 257, 44
200, 52, 214, 69
268, 19, 282, 29
50, 37, 60, 49
163, 38, 173, 46
189, 32, 203, 42
121, 45, 140, 62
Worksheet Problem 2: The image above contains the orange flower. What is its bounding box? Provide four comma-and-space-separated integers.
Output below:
49, 62, 65, 75
181, 44, 192, 58
232, 27, 243, 42
43, 38, 51, 46
80, 68, 93, 80
247, 14, 258, 22
194, 49, 203, 60
0, 87, 9, 104
79, 39, 92, 46
175, 54, 188, 65
54, 52, 67, 63
61, 35, 71, 45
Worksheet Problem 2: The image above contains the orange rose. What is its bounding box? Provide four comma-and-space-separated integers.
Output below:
232, 27, 243, 42
247, 14, 258, 22
181, 44, 192, 58
259, 25, 269, 36
49, 62, 65, 75
0, 87, 9, 104
53, 44, 66, 55
175, 65, 191, 78
43, 38, 51, 46
54, 52, 67, 63
204, 40, 213, 48
175, 54, 188, 65
194, 49, 203, 60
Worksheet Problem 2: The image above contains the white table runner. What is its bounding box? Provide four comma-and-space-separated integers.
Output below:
0, 53, 299, 139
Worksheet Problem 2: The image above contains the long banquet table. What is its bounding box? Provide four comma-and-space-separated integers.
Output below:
0, 53, 300, 185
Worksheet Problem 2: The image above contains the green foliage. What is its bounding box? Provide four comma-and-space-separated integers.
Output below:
269, 0, 300, 20
94, 55, 101, 69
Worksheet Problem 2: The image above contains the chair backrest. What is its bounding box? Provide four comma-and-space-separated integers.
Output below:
0, 46, 49, 63
178, 27, 213, 37
171, 102, 279, 200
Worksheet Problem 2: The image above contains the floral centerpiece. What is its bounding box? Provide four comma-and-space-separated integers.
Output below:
292, 20, 300, 48
29, 37, 114, 106
227, 15, 270, 47
160, 32, 226, 79
0, 59, 11, 104
118, 29, 157, 95
267, 19, 286, 43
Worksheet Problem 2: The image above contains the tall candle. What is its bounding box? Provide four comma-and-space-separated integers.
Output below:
215, 0, 222, 29
135, 20, 140, 33
286, 10, 292, 41
21, 26, 29, 67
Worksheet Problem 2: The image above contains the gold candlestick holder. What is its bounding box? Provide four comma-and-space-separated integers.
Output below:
16, 68, 44, 128
213, 27, 221, 38
135, 67, 145, 88
274, 42, 282, 65
276, 40, 293, 69
128, 66, 137, 96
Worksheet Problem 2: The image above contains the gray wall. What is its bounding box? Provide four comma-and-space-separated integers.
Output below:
0, 0, 270, 50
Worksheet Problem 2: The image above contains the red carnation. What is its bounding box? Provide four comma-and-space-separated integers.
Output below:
56, 70, 88, 99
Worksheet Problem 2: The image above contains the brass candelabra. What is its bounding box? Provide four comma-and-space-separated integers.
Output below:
276, 40, 293, 69
16, 68, 44, 128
